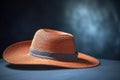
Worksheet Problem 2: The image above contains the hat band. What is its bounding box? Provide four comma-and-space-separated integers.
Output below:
30, 48, 78, 61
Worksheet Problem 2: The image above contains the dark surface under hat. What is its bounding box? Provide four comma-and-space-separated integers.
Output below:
0, 59, 120, 80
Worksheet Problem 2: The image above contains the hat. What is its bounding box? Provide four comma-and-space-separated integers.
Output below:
3, 29, 99, 68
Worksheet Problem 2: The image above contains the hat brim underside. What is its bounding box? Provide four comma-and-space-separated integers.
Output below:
3, 41, 99, 68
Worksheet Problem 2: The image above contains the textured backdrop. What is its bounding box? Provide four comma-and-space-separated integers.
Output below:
0, 0, 120, 60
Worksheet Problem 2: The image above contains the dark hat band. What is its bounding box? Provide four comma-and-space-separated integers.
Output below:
30, 48, 78, 61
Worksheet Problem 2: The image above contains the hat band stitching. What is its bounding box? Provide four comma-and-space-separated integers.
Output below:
30, 48, 78, 61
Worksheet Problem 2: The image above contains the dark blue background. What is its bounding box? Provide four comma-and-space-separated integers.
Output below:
0, 0, 120, 60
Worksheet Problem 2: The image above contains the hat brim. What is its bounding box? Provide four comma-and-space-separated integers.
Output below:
3, 41, 99, 68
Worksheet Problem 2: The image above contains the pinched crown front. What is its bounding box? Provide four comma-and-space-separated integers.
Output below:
30, 29, 76, 54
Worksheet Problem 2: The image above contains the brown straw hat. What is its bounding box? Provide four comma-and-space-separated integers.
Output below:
3, 29, 99, 68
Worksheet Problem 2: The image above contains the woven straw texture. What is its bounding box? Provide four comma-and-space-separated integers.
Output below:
3, 29, 99, 68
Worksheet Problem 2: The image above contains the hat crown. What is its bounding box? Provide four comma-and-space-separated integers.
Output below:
30, 29, 76, 54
